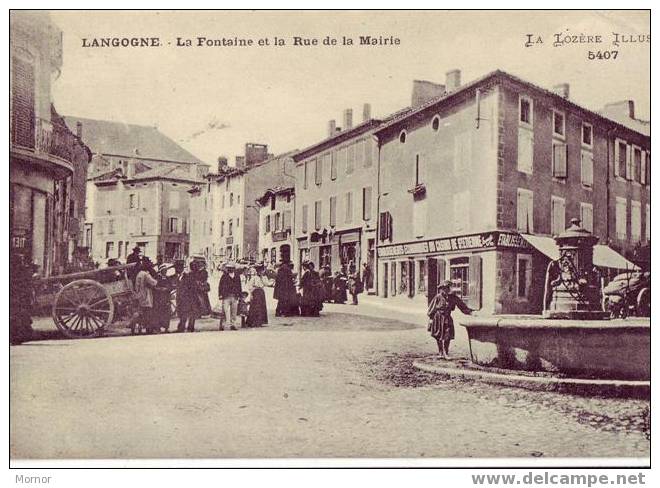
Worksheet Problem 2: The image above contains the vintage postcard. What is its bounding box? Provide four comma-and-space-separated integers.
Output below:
9, 8, 650, 472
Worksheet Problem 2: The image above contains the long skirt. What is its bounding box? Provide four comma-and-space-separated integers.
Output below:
246, 288, 268, 327
429, 312, 454, 341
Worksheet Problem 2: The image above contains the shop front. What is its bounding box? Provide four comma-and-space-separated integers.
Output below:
297, 227, 363, 273
378, 230, 543, 314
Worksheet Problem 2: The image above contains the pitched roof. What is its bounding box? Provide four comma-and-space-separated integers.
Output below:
375, 69, 650, 139
127, 164, 200, 183
63, 116, 206, 164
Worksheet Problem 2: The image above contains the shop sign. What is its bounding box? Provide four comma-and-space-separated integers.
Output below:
378, 231, 529, 258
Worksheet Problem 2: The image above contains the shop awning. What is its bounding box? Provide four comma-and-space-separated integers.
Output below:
520, 234, 639, 270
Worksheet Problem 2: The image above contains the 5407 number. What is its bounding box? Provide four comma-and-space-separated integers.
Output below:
588, 50, 619, 60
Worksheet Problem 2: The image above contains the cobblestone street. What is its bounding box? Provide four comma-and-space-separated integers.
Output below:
10, 301, 650, 460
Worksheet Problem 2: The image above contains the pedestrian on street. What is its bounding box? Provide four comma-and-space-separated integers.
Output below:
348, 265, 361, 305
427, 280, 473, 359
218, 262, 243, 330
152, 264, 173, 333
245, 262, 269, 327
299, 261, 323, 316
319, 265, 333, 303
274, 261, 298, 316
177, 260, 203, 332
361, 262, 372, 293
197, 261, 212, 317
133, 257, 158, 334
126, 245, 142, 284
333, 269, 348, 304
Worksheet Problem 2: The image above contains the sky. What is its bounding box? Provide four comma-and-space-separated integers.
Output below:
49, 10, 650, 166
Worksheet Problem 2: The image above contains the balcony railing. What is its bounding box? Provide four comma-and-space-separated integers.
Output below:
11, 114, 79, 167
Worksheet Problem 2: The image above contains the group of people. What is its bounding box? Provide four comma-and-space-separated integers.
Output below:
319, 264, 364, 305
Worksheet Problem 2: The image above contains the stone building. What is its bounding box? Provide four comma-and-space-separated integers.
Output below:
374, 69, 649, 314
10, 11, 91, 276
188, 145, 296, 268
292, 104, 395, 291
65, 117, 209, 264
255, 186, 295, 265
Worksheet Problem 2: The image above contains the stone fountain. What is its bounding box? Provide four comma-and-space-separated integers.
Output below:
459, 219, 650, 382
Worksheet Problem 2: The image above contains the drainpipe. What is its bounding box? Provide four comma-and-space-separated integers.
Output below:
374, 133, 383, 296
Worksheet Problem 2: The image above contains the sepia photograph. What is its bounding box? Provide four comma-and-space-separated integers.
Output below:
8, 8, 651, 471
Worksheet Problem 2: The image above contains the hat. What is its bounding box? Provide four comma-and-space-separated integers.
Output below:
224, 261, 237, 269
438, 280, 452, 289
158, 264, 169, 273
132, 245, 141, 251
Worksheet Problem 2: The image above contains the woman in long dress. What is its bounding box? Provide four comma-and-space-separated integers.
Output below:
427, 280, 473, 358
274, 262, 298, 316
246, 263, 269, 327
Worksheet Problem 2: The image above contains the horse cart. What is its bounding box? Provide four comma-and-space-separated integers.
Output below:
34, 263, 143, 339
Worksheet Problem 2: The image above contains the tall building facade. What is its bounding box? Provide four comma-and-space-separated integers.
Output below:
374, 69, 649, 314
10, 11, 91, 276
256, 186, 295, 265
189, 145, 296, 268
66, 117, 209, 264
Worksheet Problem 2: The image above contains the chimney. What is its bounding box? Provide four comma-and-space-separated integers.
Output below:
235, 156, 246, 168
327, 119, 336, 137
445, 69, 461, 92
217, 156, 228, 173
602, 100, 635, 120
362, 103, 372, 122
76, 121, 83, 139
411, 80, 446, 108
343, 109, 353, 130
553, 83, 570, 99
244, 143, 268, 167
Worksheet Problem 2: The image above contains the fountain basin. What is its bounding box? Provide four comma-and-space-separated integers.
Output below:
460, 316, 650, 381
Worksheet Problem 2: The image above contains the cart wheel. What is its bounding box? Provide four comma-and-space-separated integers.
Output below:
52, 279, 114, 338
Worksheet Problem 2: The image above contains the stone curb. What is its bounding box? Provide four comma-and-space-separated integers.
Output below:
412, 359, 650, 399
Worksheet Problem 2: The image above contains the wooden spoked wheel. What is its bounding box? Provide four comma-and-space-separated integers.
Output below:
52, 279, 114, 338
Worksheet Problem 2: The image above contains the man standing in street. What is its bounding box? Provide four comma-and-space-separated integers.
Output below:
126, 245, 142, 284
218, 262, 243, 330
134, 257, 158, 334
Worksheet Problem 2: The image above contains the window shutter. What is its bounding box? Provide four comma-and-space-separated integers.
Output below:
626, 144, 633, 180
364, 141, 373, 167
467, 255, 482, 310
553, 143, 567, 178
363, 187, 372, 221
331, 151, 337, 180
614, 142, 621, 178
283, 210, 292, 230
301, 205, 308, 233
646, 152, 651, 185
640, 151, 647, 185
329, 196, 337, 227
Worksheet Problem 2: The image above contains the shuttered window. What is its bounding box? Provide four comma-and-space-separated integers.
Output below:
517, 189, 534, 233
551, 196, 566, 235
614, 140, 627, 178
633, 147, 643, 183
329, 196, 337, 227
330, 152, 337, 180
362, 186, 372, 221
580, 203, 593, 233
552, 143, 567, 178
631, 201, 641, 241
301, 204, 308, 233
615, 197, 627, 240
581, 150, 593, 187
517, 129, 533, 174
283, 210, 292, 231
379, 211, 392, 242
314, 200, 322, 230
364, 140, 373, 167
345, 192, 353, 223
314, 157, 322, 186
347, 144, 355, 174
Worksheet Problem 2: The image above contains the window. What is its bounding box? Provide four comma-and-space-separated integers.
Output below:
631, 200, 641, 241
228, 219, 233, 236
417, 260, 427, 295
644, 151, 650, 185
314, 201, 322, 230
390, 262, 397, 297
345, 192, 353, 223
516, 254, 532, 299
454, 132, 472, 173
581, 150, 594, 187
519, 96, 533, 126
432, 115, 441, 131
646, 204, 650, 241
314, 157, 322, 186
283, 210, 292, 230
517, 128, 533, 174
582, 122, 593, 147
641, 150, 648, 185
453, 191, 470, 232
303, 161, 308, 190
169, 191, 180, 209
182, 219, 188, 233
105, 242, 114, 258
168, 217, 179, 233
413, 199, 427, 238
615, 197, 627, 240
551, 196, 566, 235
275, 212, 281, 231
108, 219, 115, 234
336, 148, 346, 178
129, 193, 137, 209
414, 154, 422, 186
580, 203, 593, 233
229, 193, 234, 207
302, 204, 308, 233
399, 130, 407, 144
552, 110, 565, 139
222, 194, 225, 208
265, 215, 271, 233
364, 140, 373, 167
449, 257, 469, 298
221, 221, 225, 237
322, 154, 331, 182
399, 261, 408, 295
355, 140, 365, 167
614, 139, 628, 179
329, 196, 337, 227
362, 186, 372, 221
552, 143, 567, 178
346, 144, 355, 174
633, 146, 642, 183
330, 151, 337, 180
517, 188, 534, 233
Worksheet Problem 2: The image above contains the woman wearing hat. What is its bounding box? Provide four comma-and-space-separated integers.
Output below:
245, 262, 269, 327
427, 280, 473, 359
